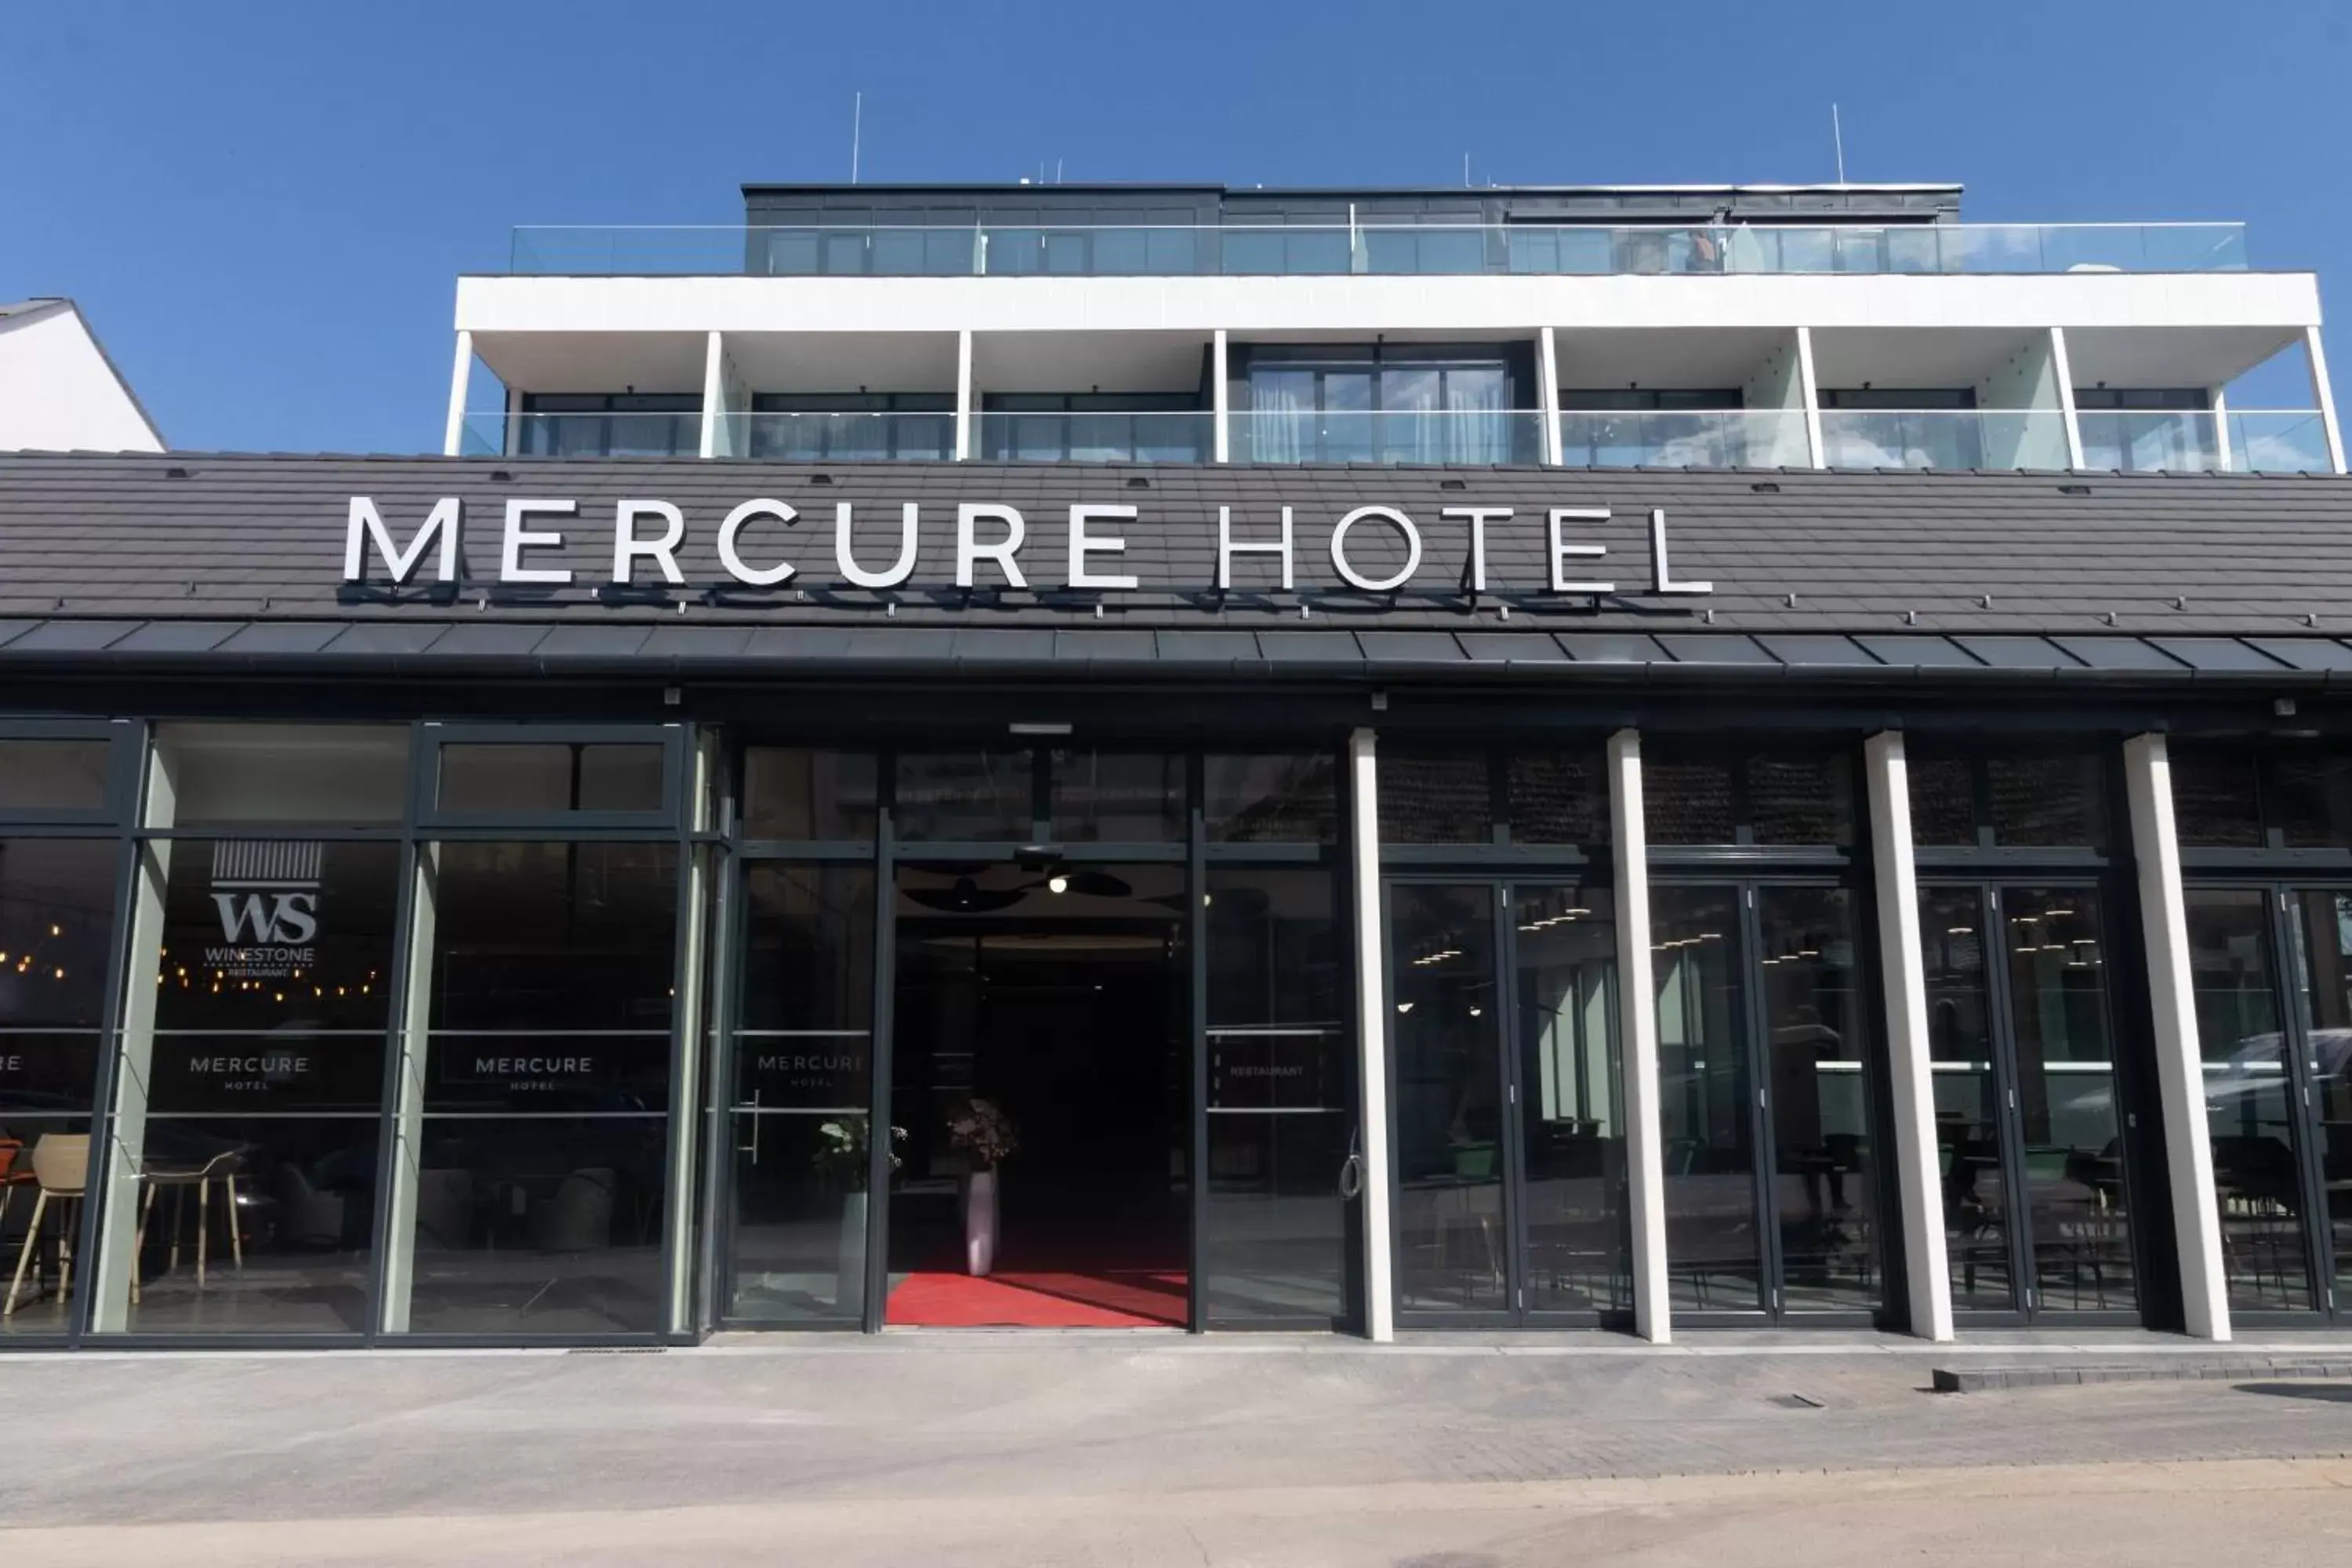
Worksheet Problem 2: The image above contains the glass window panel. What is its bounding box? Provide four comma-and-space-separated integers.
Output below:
1051, 751, 1182, 843
1378, 753, 1490, 845
2284, 889, 2352, 1311
0, 740, 109, 815
397, 840, 678, 1336
894, 751, 1033, 841
728, 866, 876, 1324
1391, 884, 1506, 1314
1653, 886, 1762, 1311
1203, 754, 1336, 844
2003, 888, 2136, 1312
1908, 757, 1978, 847
742, 750, 879, 841
1756, 886, 1878, 1312
1505, 751, 1607, 845
1988, 756, 2107, 849
115, 840, 400, 1335
2171, 750, 2263, 848
1643, 757, 1736, 845
1515, 884, 1625, 1312
1747, 753, 1854, 846
2185, 888, 2314, 1313
2272, 755, 2352, 849
1918, 885, 2017, 1310
1204, 868, 1347, 1324
437, 742, 666, 815
151, 724, 409, 826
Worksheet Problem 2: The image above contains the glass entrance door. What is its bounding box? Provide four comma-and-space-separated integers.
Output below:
1388, 880, 1626, 1325
1653, 883, 1880, 1320
1919, 883, 2138, 1319
2183, 884, 2352, 1319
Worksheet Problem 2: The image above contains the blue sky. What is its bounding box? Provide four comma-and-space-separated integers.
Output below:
5, 0, 2346, 454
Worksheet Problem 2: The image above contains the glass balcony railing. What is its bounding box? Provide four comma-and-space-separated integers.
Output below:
723, 412, 955, 462
506, 222, 2250, 278
975, 411, 1213, 463
460, 411, 702, 458
1234, 409, 1545, 465
1559, 408, 1812, 468
1820, 409, 2074, 470
2226, 410, 2335, 473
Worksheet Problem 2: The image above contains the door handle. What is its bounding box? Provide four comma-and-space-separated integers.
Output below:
1339, 1125, 1365, 1200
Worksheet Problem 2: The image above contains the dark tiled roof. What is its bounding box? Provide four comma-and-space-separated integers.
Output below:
0, 452, 2347, 686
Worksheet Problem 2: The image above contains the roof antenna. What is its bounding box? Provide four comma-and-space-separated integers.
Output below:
1831, 103, 1846, 184
851, 90, 862, 183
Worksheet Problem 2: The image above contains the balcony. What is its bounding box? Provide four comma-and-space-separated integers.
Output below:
728, 412, 954, 462
505, 221, 2250, 279
1820, 408, 2073, 470
1559, 409, 1811, 469
976, 411, 1212, 463
1232, 409, 1546, 466
2075, 408, 2334, 474
460, 410, 700, 459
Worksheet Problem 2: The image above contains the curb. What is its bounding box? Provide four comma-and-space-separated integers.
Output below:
1933, 1358, 2352, 1392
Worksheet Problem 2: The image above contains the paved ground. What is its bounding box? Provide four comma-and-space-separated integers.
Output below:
5, 1332, 2352, 1564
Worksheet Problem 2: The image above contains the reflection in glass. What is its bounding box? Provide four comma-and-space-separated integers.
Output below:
1514, 884, 1624, 1312
2273, 757, 2352, 850
2169, 750, 2263, 848
2285, 890, 2352, 1308
727, 866, 876, 1323
1377, 753, 1490, 844
1392, 884, 1506, 1312
399, 840, 677, 1335
1987, 757, 2107, 848
1203, 755, 1336, 843
1758, 887, 1878, 1312
0, 740, 110, 814
1644, 757, 1735, 844
1907, 757, 1977, 848
742, 750, 878, 841
895, 751, 1033, 841
1051, 751, 1183, 843
2005, 889, 2136, 1312
117, 840, 400, 1335
1505, 753, 1607, 845
437, 742, 665, 815
0, 839, 118, 1337
1919, 885, 2018, 1310
1747, 756, 1854, 847
1653, 886, 1762, 1310
151, 724, 409, 826
2186, 889, 2314, 1312
1204, 869, 1348, 1323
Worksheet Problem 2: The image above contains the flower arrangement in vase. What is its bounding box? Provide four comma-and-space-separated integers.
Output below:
945, 1097, 1018, 1276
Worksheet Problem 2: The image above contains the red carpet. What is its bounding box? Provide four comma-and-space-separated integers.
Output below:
886, 1267, 1189, 1327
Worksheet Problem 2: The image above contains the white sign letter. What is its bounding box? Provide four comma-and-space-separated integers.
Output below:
344, 496, 462, 584
1218, 505, 1294, 590
1547, 506, 1615, 594
718, 499, 798, 586
1648, 507, 1712, 596
1442, 506, 1512, 593
836, 502, 919, 589
956, 503, 1027, 589
612, 500, 685, 586
1329, 505, 1421, 593
1066, 504, 1139, 590
500, 499, 575, 586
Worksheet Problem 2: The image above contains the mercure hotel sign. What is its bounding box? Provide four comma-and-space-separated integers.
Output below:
343, 495, 1715, 597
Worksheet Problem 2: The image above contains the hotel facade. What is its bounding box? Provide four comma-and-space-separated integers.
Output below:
2, 180, 2350, 1348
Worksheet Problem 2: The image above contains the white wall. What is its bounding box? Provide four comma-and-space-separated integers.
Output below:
0, 303, 164, 452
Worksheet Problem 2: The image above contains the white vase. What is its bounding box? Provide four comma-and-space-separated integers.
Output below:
838, 1189, 868, 1308
964, 1167, 999, 1278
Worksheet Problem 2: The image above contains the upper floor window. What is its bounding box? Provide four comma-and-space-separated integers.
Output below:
1643, 745, 1855, 848
1907, 750, 2110, 851
516, 393, 700, 458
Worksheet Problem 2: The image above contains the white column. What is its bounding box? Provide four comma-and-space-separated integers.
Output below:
2212, 388, 2234, 473
441, 330, 473, 457
1348, 727, 1395, 1342
1863, 732, 1955, 1342
1795, 326, 1826, 469
698, 330, 724, 460
1537, 325, 1564, 466
1608, 729, 1670, 1344
2049, 327, 2085, 470
2307, 325, 2347, 475
1212, 329, 1231, 463
2122, 734, 2230, 1342
954, 329, 975, 461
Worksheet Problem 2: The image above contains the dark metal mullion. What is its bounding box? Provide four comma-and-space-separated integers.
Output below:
1186, 753, 1208, 1334
2268, 884, 2339, 1316
1494, 882, 1529, 1324
697, 848, 743, 1333
1737, 880, 1780, 1317
860, 791, 898, 1334
653, 750, 699, 1341
1980, 884, 2039, 1316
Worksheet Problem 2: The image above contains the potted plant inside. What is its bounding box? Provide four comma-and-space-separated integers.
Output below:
815, 1117, 902, 1307
944, 1097, 1018, 1277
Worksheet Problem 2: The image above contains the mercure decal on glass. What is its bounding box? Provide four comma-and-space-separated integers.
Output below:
343, 497, 1715, 597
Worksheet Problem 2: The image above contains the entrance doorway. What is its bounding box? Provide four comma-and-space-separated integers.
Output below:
1650, 880, 1882, 1321
2182, 884, 2352, 1321
1387, 879, 1631, 1327
1918, 882, 2140, 1319
883, 863, 1188, 1327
